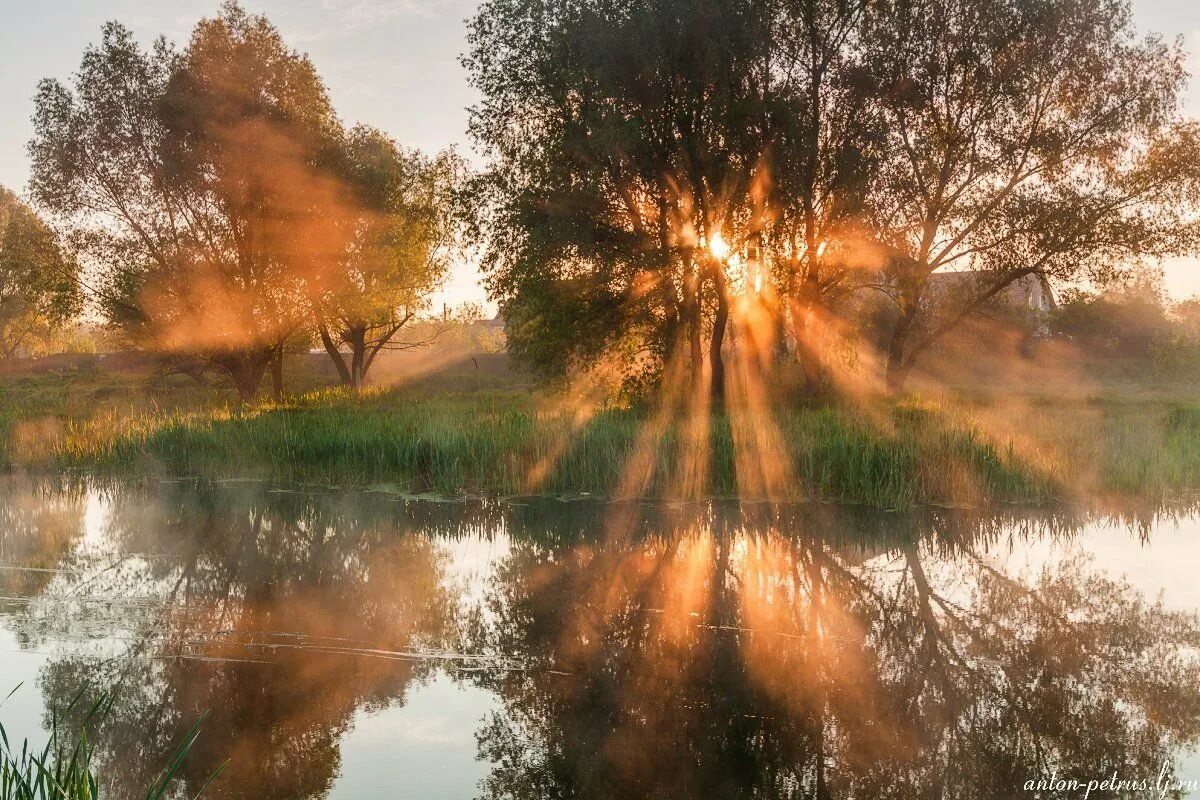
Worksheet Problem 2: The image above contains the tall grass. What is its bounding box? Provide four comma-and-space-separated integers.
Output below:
0, 688, 219, 800
4, 369, 1200, 508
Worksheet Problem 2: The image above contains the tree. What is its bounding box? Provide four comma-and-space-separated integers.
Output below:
862, 0, 1200, 392
1051, 270, 1174, 357
313, 126, 462, 391
1174, 296, 1200, 340
29, 3, 343, 401
766, 0, 884, 393
465, 0, 786, 404
0, 187, 81, 359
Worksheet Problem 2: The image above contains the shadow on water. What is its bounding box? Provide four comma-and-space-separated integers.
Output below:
1, 477, 1199, 799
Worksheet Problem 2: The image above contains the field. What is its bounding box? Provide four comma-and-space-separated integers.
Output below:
2, 349, 1198, 510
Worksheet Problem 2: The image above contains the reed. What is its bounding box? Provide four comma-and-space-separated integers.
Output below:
4, 363, 1200, 507
5, 373, 1199, 508
0, 689, 218, 800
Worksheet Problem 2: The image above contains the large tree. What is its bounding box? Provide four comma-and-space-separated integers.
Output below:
29, 3, 343, 401
0, 187, 81, 359
313, 126, 462, 391
465, 0, 903, 402
466, 0, 788, 404
863, 0, 1200, 391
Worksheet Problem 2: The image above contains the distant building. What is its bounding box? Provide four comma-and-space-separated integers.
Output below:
925, 270, 1056, 315
482, 311, 506, 332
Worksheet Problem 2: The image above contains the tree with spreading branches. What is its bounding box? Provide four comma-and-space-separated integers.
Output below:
863, 0, 1200, 392
313, 126, 463, 391
29, 3, 343, 401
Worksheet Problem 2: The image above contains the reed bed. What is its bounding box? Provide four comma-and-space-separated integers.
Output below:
5, 373, 1199, 508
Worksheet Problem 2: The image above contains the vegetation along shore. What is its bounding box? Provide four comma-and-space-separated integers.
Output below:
3, 353, 1198, 510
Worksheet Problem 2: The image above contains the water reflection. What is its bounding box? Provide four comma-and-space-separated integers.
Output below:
0, 481, 86, 601
463, 509, 1200, 798
1, 480, 1198, 799
8, 482, 458, 798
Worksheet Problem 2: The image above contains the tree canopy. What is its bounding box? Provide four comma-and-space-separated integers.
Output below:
27, 3, 459, 399
467, 0, 820, 399
0, 187, 81, 359
22, 0, 1200, 398
465, 0, 1200, 396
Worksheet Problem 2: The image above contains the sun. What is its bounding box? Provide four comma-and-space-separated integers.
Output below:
708, 232, 731, 260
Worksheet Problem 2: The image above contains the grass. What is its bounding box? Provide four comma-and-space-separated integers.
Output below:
0, 688, 217, 800
2, 356, 1199, 509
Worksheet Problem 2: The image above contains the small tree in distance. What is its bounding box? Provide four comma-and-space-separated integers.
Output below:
314, 126, 464, 391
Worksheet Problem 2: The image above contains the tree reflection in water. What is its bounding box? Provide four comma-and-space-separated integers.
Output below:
9, 482, 458, 799
1, 481, 1198, 799
0, 479, 87, 603
463, 504, 1200, 799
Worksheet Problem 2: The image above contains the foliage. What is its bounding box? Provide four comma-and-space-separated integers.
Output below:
314, 126, 465, 389
464, 0, 805, 395
0, 188, 81, 359
861, 0, 1200, 389
465, 0, 1200, 395
28, 3, 343, 400
1053, 286, 1173, 358
1049, 271, 1200, 379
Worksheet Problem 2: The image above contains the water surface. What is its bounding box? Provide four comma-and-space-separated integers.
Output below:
1, 479, 1198, 798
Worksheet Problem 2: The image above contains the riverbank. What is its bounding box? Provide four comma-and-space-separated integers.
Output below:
3, 361, 1199, 509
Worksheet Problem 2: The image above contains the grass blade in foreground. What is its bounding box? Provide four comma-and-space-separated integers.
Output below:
0, 689, 220, 800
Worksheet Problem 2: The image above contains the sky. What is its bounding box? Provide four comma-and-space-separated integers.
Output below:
1, 0, 1199, 306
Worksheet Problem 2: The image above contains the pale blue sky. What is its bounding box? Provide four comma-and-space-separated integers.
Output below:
1, 0, 1198, 303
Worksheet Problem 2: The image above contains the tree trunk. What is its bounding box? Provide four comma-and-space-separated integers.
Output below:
774, 307, 790, 364
349, 326, 367, 393
318, 323, 352, 385
709, 268, 729, 409
226, 356, 268, 404
884, 258, 934, 396
885, 356, 913, 395
172, 358, 209, 388
794, 270, 827, 395
885, 310, 916, 395
270, 351, 284, 401
657, 193, 681, 359
686, 264, 704, 396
